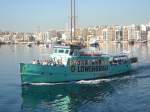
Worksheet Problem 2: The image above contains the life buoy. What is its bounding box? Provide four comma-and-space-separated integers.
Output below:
70, 65, 76, 72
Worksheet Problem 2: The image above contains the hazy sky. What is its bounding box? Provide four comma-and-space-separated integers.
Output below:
0, 0, 150, 32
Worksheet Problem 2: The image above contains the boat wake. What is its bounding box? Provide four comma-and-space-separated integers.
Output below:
76, 62, 150, 85
76, 79, 112, 84
30, 83, 62, 86
76, 75, 133, 85
23, 81, 78, 86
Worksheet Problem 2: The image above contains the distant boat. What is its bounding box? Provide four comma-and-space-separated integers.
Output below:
122, 50, 130, 54
113, 40, 121, 44
129, 40, 135, 45
89, 38, 100, 48
137, 40, 148, 43
27, 42, 33, 47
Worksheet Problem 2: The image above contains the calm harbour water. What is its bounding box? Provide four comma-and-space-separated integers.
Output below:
0, 43, 150, 112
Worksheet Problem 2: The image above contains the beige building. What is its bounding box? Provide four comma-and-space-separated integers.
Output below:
102, 26, 115, 41
147, 31, 150, 41
108, 26, 115, 41
96, 27, 103, 42
123, 26, 129, 41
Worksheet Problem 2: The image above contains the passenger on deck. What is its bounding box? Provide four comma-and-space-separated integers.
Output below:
32, 59, 37, 64
37, 60, 40, 64
47, 60, 51, 65
42, 60, 48, 65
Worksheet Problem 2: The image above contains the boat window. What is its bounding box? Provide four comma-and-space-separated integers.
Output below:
81, 60, 84, 65
88, 60, 92, 65
54, 49, 57, 53
99, 60, 101, 65
73, 49, 79, 56
65, 50, 69, 54
85, 60, 88, 65
59, 50, 64, 53
92, 60, 96, 65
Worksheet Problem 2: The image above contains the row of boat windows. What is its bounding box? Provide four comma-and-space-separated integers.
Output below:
32, 59, 64, 66
68, 57, 129, 66
54, 49, 70, 54
110, 57, 129, 64
68, 59, 109, 66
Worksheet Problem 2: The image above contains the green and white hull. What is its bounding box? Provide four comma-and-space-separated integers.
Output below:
20, 46, 136, 84
20, 62, 131, 84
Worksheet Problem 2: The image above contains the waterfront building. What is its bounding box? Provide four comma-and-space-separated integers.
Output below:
0, 37, 4, 43
115, 25, 123, 41
123, 26, 129, 41
146, 22, 150, 41
108, 26, 115, 41
102, 26, 115, 42
102, 28, 109, 41
140, 24, 147, 41
135, 30, 141, 41
62, 33, 68, 41
88, 27, 96, 37
128, 24, 136, 41
35, 32, 41, 42
75, 28, 81, 39
147, 31, 150, 41
11, 33, 18, 43
96, 26, 103, 42
81, 28, 89, 42
23, 33, 32, 42
34, 32, 51, 43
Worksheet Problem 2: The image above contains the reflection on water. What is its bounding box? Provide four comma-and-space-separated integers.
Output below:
21, 76, 137, 112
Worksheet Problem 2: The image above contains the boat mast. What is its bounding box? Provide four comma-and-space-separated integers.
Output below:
70, 0, 76, 42
71, 0, 73, 42
73, 0, 76, 40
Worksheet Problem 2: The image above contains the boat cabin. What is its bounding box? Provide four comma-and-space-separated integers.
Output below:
53, 46, 71, 55
50, 46, 72, 65
110, 55, 129, 65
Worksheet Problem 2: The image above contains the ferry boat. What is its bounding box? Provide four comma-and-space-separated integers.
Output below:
20, 45, 138, 84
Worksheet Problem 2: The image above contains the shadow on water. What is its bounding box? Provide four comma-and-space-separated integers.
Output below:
21, 76, 137, 112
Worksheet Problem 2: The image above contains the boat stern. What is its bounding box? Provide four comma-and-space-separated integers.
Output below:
130, 57, 138, 64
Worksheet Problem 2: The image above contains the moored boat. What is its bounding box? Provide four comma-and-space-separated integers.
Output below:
20, 45, 138, 84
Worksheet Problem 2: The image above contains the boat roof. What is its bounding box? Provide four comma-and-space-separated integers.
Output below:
71, 54, 110, 60
53, 44, 82, 49
53, 45, 70, 49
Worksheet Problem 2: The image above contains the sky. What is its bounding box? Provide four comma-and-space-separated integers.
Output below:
0, 0, 150, 32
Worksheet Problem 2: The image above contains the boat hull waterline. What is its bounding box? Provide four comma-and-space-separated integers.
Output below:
20, 63, 131, 84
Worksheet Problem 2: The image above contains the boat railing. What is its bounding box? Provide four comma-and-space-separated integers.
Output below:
109, 57, 130, 65
32, 59, 65, 67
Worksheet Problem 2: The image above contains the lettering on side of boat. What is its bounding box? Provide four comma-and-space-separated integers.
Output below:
70, 66, 108, 72
71, 65, 76, 72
